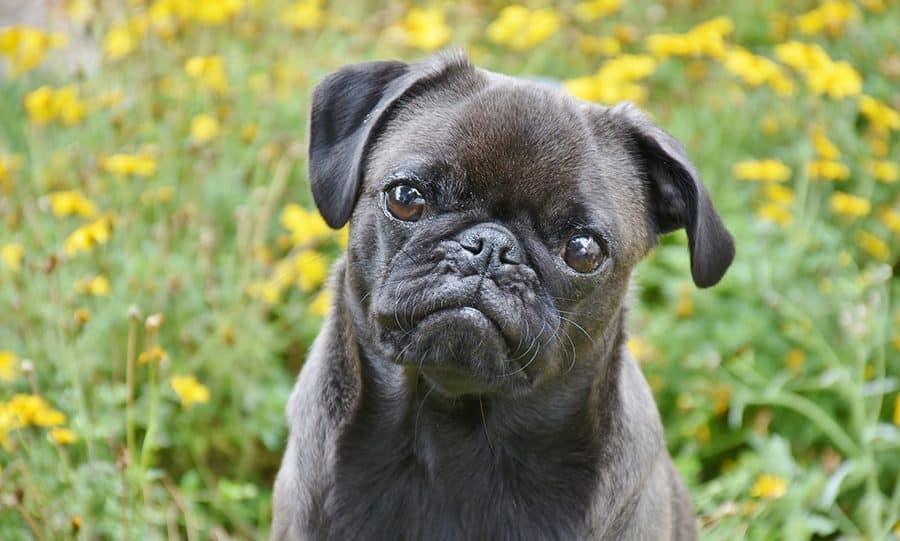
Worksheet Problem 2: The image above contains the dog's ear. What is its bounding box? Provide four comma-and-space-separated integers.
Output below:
611, 103, 735, 288
308, 60, 409, 228
308, 53, 472, 228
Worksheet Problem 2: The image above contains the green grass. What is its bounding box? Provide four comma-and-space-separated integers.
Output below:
1, 1, 898, 539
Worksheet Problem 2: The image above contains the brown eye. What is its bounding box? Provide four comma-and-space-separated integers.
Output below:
562, 234, 604, 273
385, 185, 425, 222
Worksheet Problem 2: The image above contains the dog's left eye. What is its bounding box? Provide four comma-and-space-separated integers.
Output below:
385, 185, 426, 222
562, 234, 604, 273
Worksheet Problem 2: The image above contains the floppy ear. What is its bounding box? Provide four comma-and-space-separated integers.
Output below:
611, 103, 735, 288
308, 60, 409, 228
308, 53, 472, 228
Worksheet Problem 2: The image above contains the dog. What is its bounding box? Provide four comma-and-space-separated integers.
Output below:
271, 51, 734, 541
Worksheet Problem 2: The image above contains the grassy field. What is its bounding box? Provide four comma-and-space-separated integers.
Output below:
1, 0, 899, 539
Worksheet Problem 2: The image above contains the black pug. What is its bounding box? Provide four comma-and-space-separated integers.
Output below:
271, 52, 734, 541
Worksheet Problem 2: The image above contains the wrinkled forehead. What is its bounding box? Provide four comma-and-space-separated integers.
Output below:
366, 76, 644, 226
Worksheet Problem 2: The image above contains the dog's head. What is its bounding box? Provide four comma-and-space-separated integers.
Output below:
307, 53, 734, 397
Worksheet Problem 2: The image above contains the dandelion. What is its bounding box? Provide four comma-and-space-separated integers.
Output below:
775, 42, 861, 99
103, 153, 158, 177
756, 203, 792, 226
830, 192, 870, 217
645, 17, 733, 59
64, 215, 115, 256
785, 348, 805, 372
733, 160, 791, 182
487, 6, 560, 51
295, 251, 328, 292
0, 25, 68, 76
578, 36, 621, 57
387, 7, 451, 51
721, 47, 794, 96
8, 394, 66, 427
47, 190, 97, 218
869, 160, 898, 183
808, 160, 850, 181
170, 375, 211, 409
0, 351, 17, 381
763, 184, 795, 205
795, 1, 859, 38
811, 126, 840, 160
1, 243, 24, 273
858, 231, 890, 261
138, 345, 168, 365
76, 275, 111, 296
191, 114, 220, 143
74, 308, 91, 325
574, 0, 622, 22
192, 0, 243, 25
880, 208, 900, 233
48, 427, 76, 445
280, 0, 324, 30
104, 20, 143, 61
24, 85, 87, 126
564, 55, 657, 104
281, 203, 332, 246
185, 56, 229, 94
750, 473, 787, 499
858, 96, 900, 131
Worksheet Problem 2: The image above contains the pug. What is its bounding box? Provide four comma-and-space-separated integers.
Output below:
271, 51, 734, 541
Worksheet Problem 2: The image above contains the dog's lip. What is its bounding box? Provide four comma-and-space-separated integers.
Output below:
417, 306, 518, 353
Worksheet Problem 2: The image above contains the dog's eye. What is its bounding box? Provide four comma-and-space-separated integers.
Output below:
385, 185, 425, 222
562, 234, 604, 273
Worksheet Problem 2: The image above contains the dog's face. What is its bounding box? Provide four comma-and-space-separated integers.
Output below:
308, 54, 734, 397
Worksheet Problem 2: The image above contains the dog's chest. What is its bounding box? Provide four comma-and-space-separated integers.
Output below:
318, 405, 599, 541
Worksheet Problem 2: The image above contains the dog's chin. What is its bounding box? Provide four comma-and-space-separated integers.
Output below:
383, 307, 532, 397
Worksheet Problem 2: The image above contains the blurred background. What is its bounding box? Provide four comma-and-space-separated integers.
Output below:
0, 0, 898, 539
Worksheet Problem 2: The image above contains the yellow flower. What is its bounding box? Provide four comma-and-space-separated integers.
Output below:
574, 0, 622, 22
0, 351, 17, 381
8, 394, 66, 427
138, 345, 168, 365
750, 474, 787, 499
808, 160, 849, 181
295, 251, 328, 292
1, 243, 24, 273
185, 55, 229, 94
193, 0, 243, 25
309, 289, 332, 317
756, 203, 792, 226
64, 215, 115, 256
74, 308, 91, 325
76, 275, 111, 296
733, 159, 791, 182
0, 26, 68, 76
578, 36, 621, 57
24, 85, 87, 126
487, 6, 560, 51
721, 47, 794, 96
564, 55, 657, 104
774, 42, 861, 99
763, 184, 795, 205
858, 231, 889, 261
811, 126, 840, 160
869, 160, 899, 183
48, 427, 76, 445
104, 20, 141, 61
191, 114, 220, 143
626, 336, 656, 362
795, 1, 859, 38
646, 17, 733, 59
103, 153, 157, 177
47, 190, 97, 217
858, 96, 900, 131
879, 208, 900, 233
240, 123, 258, 143
830, 192, 870, 218
281, 203, 332, 246
170, 374, 211, 409
387, 7, 451, 51
280, 0, 324, 30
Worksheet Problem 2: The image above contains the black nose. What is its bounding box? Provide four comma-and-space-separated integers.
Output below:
459, 223, 522, 268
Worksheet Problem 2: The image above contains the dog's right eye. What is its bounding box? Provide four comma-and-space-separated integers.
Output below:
385, 185, 426, 222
